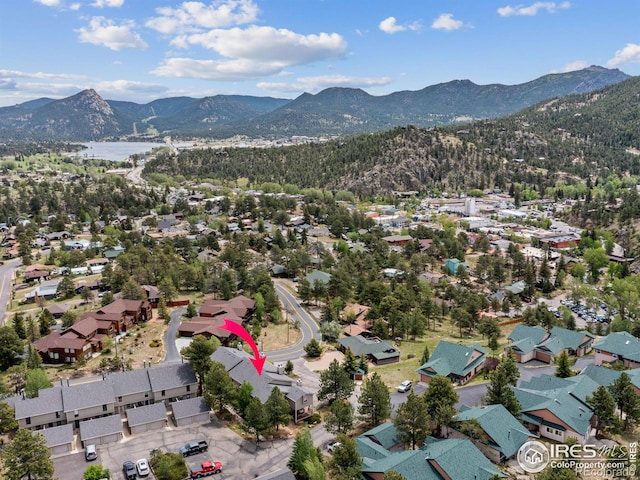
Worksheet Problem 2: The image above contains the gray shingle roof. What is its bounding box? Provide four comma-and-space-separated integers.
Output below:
125, 402, 167, 427
62, 380, 115, 412
13, 386, 64, 420
39, 424, 74, 447
147, 363, 197, 392
79, 415, 123, 442
170, 397, 210, 420
108, 368, 152, 397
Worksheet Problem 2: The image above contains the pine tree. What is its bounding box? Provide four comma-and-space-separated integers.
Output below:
358, 373, 391, 427
393, 390, 430, 449
586, 386, 616, 437
1, 428, 55, 480
555, 351, 574, 378
318, 359, 354, 405
265, 387, 291, 431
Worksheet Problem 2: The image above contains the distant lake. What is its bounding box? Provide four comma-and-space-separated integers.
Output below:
74, 141, 191, 162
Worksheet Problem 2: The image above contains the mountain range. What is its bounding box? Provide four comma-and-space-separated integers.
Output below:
0, 66, 630, 142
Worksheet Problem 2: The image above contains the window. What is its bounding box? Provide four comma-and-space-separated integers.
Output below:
186, 385, 190, 392
118, 396, 122, 403
161, 390, 165, 397
26, 417, 31, 425
64, 348, 69, 353
56, 411, 60, 418
102, 404, 107, 412
74, 410, 79, 418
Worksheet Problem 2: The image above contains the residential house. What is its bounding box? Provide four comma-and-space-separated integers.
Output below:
357, 423, 504, 480
304, 269, 332, 286
210, 347, 314, 422
35, 331, 91, 364
147, 362, 198, 405
14, 386, 65, 430
445, 258, 468, 276
337, 335, 400, 365
593, 331, 640, 368
342, 303, 372, 337
108, 368, 153, 414
449, 404, 533, 463
62, 380, 116, 428
581, 364, 640, 396
381, 235, 413, 247
24, 270, 50, 283
417, 341, 487, 385
177, 316, 240, 345
506, 325, 594, 363
198, 294, 255, 321
95, 298, 152, 332
513, 374, 597, 443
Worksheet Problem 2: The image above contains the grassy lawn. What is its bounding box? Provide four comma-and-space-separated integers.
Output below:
372, 321, 515, 390
261, 322, 302, 352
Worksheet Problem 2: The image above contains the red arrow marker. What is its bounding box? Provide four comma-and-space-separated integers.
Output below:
215, 319, 267, 375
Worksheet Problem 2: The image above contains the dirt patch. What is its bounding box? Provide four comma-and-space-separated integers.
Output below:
304, 349, 344, 372
261, 322, 302, 352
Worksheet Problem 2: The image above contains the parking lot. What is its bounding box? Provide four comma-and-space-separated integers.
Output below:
53, 415, 299, 480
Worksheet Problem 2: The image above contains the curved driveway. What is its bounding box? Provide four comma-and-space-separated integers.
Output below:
264, 281, 321, 363
163, 283, 320, 364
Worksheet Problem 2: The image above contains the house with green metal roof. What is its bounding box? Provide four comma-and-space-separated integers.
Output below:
417, 341, 487, 385
594, 331, 640, 368
513, 373, 595, 443
581, 364, 640, 395
450, 404, 533, 464
356, 425, 504, 480
337, 335, 400, 365
506, 325, 594, 363
304, 269, 331, 286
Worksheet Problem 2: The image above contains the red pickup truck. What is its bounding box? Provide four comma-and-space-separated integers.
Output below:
190, 461, 223, 478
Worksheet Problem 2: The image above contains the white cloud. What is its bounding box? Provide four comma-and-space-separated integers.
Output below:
0, 69, 88, 81
561, 60, 588, 72
150, 57, 285, 80
497, 2, 570, 17
607, 43, 640, 67
146, 0, 259, 34
70, 2, 81, 10
92, 0, 125, 7
379, 17, 405, 34
34, 0, 61, 6
77, 17, 148, 50
431, 13, 464, 31
180, 26, 346, 65
379, 17, 421, 34
257, 75, 393, 94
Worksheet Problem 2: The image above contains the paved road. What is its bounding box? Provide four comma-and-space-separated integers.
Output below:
164, 306, 185, 363
0, 257, 19, 325
266, 281, 321, 363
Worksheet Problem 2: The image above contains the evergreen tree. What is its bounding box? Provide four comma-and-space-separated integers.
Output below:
38, 310, 53, 337
484, 366, 522, 418
586, 385, 616, 437
383, 472, 408, 480
327, 434, 362, 480
288, 428, 321, 480
420, 344, 430, 365
422, 375, 458, 437
244, 397, 269, 443
554, 351, 574, 378
318, 359, 354, 405
304, 338, 323, 358
342, 348, 358, 378
610, 372, 640, 429
265, 387, 291, 431
393, 390, 430, 449
12, 313, 26, 340
180, 335, 217, 389
0, 428, 55, 480
325, 400, 355, 435
235, 382, 253, 417
358, 372, 391, 427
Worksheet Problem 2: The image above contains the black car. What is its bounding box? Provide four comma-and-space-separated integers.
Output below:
122, 460, 137, 480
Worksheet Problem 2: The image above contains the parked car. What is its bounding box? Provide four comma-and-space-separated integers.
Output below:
179, 440, 209, 456
136, 458, 150, 477
85, 444, 97, 462
122, 460, 137, 480
189, 460, 223, 478
397, 380, 412, 393
327, 441, 342, 452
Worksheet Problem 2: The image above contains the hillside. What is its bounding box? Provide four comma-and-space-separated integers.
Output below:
0, 66, 628, 141
142, 75, 640, 196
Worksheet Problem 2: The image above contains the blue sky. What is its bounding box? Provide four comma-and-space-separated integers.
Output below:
1, 1, 639, 107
